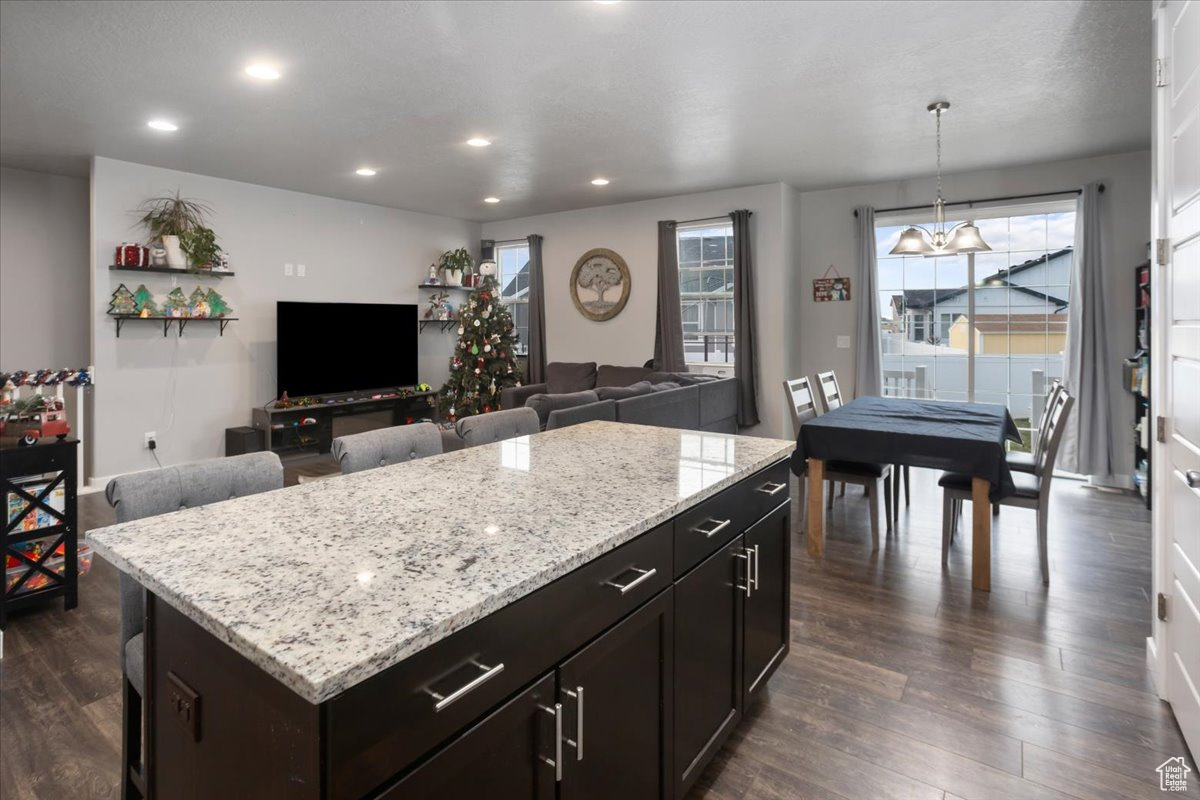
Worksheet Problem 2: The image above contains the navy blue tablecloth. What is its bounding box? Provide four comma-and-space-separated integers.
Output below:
791, 397, 1023, 499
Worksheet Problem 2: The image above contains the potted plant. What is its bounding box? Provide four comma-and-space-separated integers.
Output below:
179, 227, 222, 271
438, 248, 473, 287
136, 192, 213, 269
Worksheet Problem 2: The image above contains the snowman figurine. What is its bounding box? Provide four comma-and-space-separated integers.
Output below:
478, 260, 497, 279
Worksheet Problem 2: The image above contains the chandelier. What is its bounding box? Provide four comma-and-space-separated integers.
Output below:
890, 102, 991, 257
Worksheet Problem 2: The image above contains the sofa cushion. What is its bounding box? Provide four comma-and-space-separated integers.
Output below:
596, 365, 653, 388
596, 381, 653, 401
525, 390, 600, 429
546, 400, 616, 431
615, 385, 700, 429
647, 371, 718, 386
648, 381, 681, 392
546, 362, 597, 394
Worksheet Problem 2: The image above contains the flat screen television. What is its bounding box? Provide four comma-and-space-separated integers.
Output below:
276, 301, 418, 398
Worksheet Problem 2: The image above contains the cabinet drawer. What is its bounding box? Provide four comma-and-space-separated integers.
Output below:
327, 522, 672, 800
737, 459, 789, 528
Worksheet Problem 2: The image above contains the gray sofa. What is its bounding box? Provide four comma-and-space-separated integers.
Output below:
500, 362, 738, 434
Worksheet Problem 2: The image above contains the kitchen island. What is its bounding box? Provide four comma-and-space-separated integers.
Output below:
89, 421, 794, 799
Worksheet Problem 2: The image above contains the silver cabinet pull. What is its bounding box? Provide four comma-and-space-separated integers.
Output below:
752, 544, 760, 591
564, 686, 584, 760
540, 703, 563, 781
1187, 469, 1200, 488
734, 550, 752, 597
605, 566, 657, 595
693, 517, 732, 538
429, 660, 505, 712
756, 481, 786, 496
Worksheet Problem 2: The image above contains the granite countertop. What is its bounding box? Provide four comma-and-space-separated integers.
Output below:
89, 421, 794, 704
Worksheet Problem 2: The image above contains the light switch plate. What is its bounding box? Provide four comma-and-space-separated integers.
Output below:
296, 263, 306, 277
836, 335, 851, 349
284, 263, 294, 276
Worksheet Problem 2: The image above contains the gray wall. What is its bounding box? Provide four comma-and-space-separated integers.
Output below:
90, 157, 480, 482
1, 166, 89, 367
481, 183, 793, 439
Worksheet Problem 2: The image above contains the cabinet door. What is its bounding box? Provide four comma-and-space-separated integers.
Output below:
743, 501, 791, 700
559, 588, 673, 800
377, 673, 557, 800
672, 535, 745, 799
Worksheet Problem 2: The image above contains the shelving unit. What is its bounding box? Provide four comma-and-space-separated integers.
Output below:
111, 315, 237, 337
110, 264, 235, 278
418, 317, 458, 333
1129, 261, 1151, 509
251, 391, 438, 457
417, 283, 472, 291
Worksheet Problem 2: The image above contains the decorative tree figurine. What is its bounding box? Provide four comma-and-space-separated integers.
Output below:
108, 283, 136, 316
164, 287, 189, 317
133, 284, 158, 316
187, 285, 209, 317
204, 288, 233, 317
439, 273, 522, 420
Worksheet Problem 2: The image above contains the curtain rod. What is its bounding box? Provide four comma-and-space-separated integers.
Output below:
853, 185, 1103, 218
674, 212, 751, 226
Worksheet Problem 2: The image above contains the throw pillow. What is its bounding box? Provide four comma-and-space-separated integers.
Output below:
525, 390, 600, 429
546, 362, 598, 394
595, 365, 653, 387
595, 381, 654, 401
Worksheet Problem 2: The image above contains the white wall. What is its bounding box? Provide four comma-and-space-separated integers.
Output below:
482, 183, 793, 439
794, 150, 1150, 479
90, 157, 479, 481
1, 166, 89, 367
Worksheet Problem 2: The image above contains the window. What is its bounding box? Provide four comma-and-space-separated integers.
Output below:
677, 221, 735, 363
876, 202, 1076, 448
496, 241, 530, 355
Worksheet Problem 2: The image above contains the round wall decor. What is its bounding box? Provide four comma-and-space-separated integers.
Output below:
570, 248, 630, 322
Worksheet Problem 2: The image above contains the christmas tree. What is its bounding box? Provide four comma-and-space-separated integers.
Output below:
133, 284, 158, 316
188, 286, 208, 307
439, 275, 522, 420
108, 284, 136, 315
204, 288, 233, 317
164, 287, 189, 316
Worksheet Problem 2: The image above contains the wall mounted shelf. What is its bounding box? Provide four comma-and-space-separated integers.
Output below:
110, 265, 236, 278
418, 317, 458, 333
417, 283, 472, 291
111, 315, 237, 338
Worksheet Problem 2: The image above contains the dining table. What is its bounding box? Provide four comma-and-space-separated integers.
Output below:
791, 396, 1022, 592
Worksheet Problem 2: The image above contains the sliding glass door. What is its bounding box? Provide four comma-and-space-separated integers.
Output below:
875, 202, 1076, 449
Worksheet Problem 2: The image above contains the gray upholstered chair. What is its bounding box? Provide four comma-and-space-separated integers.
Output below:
940, 389, 1074, 584
332, 422, 442, 475
784, 376, 893, 547
455, 406, 540, 447
546, 399, 616, 430
104, 451, 283, 799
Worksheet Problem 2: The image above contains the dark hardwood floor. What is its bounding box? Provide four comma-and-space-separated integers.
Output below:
2, 464, 1191, 799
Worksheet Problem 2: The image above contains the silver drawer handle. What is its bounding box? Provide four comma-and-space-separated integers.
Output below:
752, 544, 760, 590
605, 566, 657, 595
734, 551, 752, 597
540, 702, 563, 781
429, 660, 505, 712
564, 685, 584, 760
756, 481, 786, 496
693, 517, 732, 538
1187, 469, 1200, 488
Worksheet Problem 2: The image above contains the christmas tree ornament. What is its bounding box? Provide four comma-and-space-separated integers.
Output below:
473, 319, 481, 327
204, 288, 233, 317
458, 326, 465, 335
471, 344, 479, 355
164, 287, 189, 317
484, 344, 492, 353
133, 284, 159, 316
108, 284, 137, 316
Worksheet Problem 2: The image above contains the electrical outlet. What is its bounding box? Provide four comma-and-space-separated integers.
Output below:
296, 263, 306, 277
284, 263, 294, 277
836, 335, 851, 349
144, 432, 157, 449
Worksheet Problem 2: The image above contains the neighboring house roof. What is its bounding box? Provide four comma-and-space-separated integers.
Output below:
960, 313, 1069, 334
893, 248, 1073, 312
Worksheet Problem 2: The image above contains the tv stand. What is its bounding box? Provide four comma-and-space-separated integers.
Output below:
251, 389, 438, 457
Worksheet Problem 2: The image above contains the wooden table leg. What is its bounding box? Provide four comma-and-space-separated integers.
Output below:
971, 477, 991, 592
807, 458, 825, 557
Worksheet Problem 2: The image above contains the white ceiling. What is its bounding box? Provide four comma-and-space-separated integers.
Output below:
0, 0, 1151, 222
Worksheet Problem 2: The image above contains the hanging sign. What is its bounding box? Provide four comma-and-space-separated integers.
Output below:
813, 265, 851, 302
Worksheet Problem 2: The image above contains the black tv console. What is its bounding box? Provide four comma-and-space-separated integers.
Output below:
251, 390, 439, 457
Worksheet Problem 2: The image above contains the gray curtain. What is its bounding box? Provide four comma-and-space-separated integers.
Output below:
730, 210, 760, 427
526, 234, 547, 385
653, 220, 686, 372
853, 206, 883, 397
1061, 182, 1119, 479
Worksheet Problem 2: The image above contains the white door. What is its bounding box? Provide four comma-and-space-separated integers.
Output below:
1153, 0, 1200, 760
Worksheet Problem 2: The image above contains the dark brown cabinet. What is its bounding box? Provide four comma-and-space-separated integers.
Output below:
377, 673, 557, 800
559, 588, 674, 800
743, 502, 791, 698
672, 536, 745, 798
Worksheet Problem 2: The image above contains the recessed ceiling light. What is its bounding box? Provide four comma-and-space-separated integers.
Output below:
466, 138, 492, 147
245, 63, 282, 80
484, 197, 501, 204
355, 167, 377, 176
147, 119, 178, 132
591, 177, 610, 186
